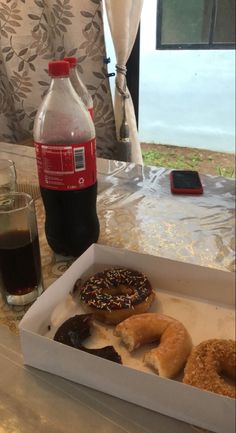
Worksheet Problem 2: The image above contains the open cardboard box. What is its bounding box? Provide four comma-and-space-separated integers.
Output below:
19, 244, 235, 433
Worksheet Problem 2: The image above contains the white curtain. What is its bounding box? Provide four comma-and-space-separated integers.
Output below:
104, 0, 144, 164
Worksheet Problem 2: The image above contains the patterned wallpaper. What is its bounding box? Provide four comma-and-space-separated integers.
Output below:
0, 0, 117, 159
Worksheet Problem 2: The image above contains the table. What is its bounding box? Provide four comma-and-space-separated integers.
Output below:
0, 142, 235, 433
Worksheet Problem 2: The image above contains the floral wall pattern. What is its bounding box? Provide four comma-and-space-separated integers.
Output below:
0, 0, 117, 159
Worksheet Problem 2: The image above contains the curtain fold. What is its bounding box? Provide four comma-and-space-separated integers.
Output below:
0, 0, 117, 160
104, 0, 144, 164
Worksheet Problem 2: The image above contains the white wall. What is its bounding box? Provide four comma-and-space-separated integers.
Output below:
139, 0, 235, 153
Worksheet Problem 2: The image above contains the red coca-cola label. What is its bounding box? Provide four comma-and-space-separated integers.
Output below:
35, 139, 97, 190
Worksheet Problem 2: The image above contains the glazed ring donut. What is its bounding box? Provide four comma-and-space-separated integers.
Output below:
115, 313, 192, 378
183, 339, 236, 398
78, 267, 155, 325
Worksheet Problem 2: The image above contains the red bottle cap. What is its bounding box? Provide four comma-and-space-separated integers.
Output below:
64, 57, 77, 68
48, 60, 70, 77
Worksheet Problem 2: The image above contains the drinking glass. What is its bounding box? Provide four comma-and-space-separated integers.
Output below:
0, 159, 17, 194
0, 192, 43, 306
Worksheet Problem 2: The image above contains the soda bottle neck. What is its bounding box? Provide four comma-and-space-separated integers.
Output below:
70, 68, 86, 93
70, 66, 80, 80
69, 68, 93, 110
49, 75, 77, 96
34, 72, 95, 143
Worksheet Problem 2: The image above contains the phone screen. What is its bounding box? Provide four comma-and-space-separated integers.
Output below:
170, 170, 203, 194
172, 171, 202, 189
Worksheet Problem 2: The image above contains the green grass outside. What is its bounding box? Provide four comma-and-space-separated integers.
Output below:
142, 148, 235, 178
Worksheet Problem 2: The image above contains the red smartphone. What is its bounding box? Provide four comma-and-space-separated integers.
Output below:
170, 170, 203, 195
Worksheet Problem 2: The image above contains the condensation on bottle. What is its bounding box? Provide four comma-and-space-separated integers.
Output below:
33, 60, 99, 257
64, 56, 94, 120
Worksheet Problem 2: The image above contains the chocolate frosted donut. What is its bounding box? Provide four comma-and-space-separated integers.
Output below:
54, 314, 122, 364
78, 267, 155, 325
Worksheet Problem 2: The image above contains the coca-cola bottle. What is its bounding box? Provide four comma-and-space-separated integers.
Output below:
64, 56, 94, 119
33, 60, 99, 257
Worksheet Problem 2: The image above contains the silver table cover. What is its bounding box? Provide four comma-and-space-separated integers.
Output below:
0, 142, 235, 433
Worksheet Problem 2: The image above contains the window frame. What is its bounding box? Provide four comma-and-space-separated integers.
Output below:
156, 0, 236, 50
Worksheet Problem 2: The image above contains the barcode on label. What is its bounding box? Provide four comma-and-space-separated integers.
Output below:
74, 147, 85, 171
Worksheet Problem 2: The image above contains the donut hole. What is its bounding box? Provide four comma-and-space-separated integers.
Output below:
211, 354, 236, 383
101, 285, 134, 296
220, 371, 236, 387
218, 364, 236, 386
221, 359, 236, 380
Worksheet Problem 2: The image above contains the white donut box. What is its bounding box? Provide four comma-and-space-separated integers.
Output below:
19, 244, 235, 433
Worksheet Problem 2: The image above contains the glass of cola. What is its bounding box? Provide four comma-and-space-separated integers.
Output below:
0, 192, 43, 305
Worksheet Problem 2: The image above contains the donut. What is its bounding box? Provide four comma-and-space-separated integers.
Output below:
115, 313, 192, 378
183, 339, 236, 398
54, 314, 122, 364
78, 267, 155, 325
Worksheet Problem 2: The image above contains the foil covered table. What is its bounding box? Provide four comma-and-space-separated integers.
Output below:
0, 142, 235, 433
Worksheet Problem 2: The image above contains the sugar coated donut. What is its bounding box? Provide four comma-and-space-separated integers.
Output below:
183, 339, 236, 398
78, 267, 155, 325
115, 313, 192, 378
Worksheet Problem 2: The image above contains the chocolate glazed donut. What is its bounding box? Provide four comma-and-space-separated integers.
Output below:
54, 314, 122, 364
78, 267, 155, 325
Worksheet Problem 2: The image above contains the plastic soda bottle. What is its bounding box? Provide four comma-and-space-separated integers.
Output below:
64, 56, 94, 119
33, 60, 99, 257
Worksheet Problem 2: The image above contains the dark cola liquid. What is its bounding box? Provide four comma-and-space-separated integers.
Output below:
40, 182, 100, 257
0, 230, 41, 295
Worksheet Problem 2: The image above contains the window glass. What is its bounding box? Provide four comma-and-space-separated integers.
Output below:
213, 0, 235, 43
161, 0, 212, 45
